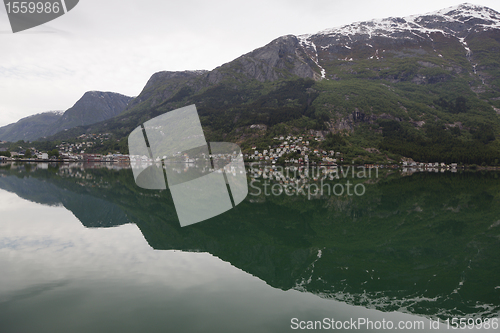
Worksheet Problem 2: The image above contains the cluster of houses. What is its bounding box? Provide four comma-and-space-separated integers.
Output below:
0, 147, 49, 160
402, 161, 458, 169
0, 133, 126, 162
401, 161, 459, 174
0, 148, 130, 164
244, 135, 342, 164
0, 131, 131, 163
0, 133, 466, 172
57, 133, 112, 155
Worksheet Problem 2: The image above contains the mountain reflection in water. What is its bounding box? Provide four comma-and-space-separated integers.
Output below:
0, 161, 499, 323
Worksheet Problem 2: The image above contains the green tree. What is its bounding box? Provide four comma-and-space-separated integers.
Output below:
48, 149, 60, 159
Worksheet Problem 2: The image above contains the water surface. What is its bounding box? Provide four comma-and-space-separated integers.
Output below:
0, 162, 499, 332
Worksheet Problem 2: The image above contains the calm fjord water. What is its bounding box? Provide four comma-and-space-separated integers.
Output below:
0, 163, 499, 332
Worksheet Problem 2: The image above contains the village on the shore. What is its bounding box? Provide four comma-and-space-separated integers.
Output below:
0, 133, 474, 171
243, 135, 463, 171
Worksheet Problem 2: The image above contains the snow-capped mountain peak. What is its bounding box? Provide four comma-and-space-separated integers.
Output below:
294, 3, 500, 81
299, 3, 500, 43
433, 3, 500, 22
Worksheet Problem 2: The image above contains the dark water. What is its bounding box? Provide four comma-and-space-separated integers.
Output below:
0, 162, 499, 332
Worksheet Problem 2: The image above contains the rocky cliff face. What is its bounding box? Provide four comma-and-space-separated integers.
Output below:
125, 70, 208, 111
208, 3, 500, 86
206, 35, 321, 84
124, 40, 321, 114
124, 3, 500, 113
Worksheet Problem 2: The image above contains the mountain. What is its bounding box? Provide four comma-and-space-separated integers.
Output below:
124, 3, 500, 92
124, 70, 208, 112
45, 91, 133, 137
0, 111, 63, 142
298, 3, 500, 82
42, 4, 500, 164
0, 91, 133, 142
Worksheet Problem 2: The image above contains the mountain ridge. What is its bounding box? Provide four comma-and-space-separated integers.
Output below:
0, 91, 132, 142
4, 3, 500, 164
0, 111, 64, 143
46, 91, 133, 135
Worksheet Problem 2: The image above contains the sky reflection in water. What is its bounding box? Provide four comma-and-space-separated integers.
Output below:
0, 165, 498, 332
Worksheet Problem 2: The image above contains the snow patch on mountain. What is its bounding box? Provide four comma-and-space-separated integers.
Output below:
315, 3, 500, 40
296, 3, 500, 79
297, 35, 326, 78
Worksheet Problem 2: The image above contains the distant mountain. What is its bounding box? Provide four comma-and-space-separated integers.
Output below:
37, 4, 500, 164
46, 91, 133, 135
0, 91, 133, 142
0, 111, 63, 142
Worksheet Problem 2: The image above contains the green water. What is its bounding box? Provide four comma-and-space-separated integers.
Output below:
0, 162, 498, 332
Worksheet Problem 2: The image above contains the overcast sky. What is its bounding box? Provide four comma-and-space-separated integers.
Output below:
1, 0, 499, 127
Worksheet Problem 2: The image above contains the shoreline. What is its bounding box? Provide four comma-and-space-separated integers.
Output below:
2, 159, 500, 171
